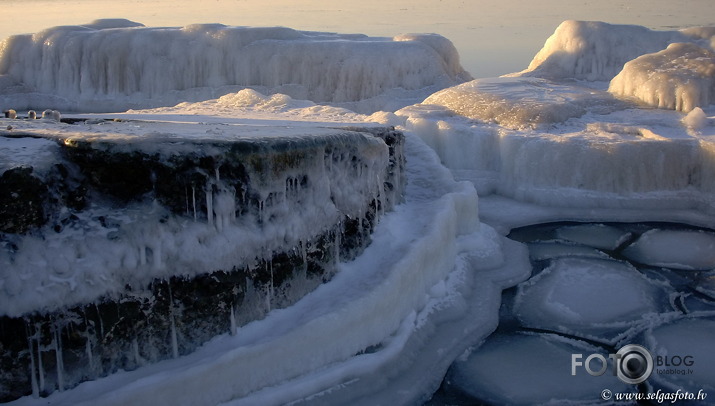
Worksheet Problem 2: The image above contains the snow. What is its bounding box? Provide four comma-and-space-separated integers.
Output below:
513, 257, 670, 341
0, 20, 470, 114
445, 332, 632, 405
622, 229, 715, 271
608, 43, 715, 112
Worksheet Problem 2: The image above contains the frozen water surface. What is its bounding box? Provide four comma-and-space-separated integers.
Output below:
527, 241, 610, 261
445, 332, 631, 405
513, 257, 670, 339
623, 229, 715, 271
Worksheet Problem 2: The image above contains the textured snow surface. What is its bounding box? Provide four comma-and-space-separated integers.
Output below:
522, 20, 711, 81
623, 229, 715, 270
0, 19, 470, 113
609, 43, 715, 112
447, 333, 631, 405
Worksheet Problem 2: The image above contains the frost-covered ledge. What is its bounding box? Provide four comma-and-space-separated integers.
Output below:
0, 118, 404, 401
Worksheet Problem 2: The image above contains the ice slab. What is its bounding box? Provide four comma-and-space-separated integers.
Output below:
422, 77, 618, 129
609, 43, 715, 112
555, 223, 632, 251
513, 257, 670, 339
445, 332, 632, 405
641, 317, 715, 394
622, 229, 715, 271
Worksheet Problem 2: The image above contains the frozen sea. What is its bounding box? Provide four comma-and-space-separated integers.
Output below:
1, 1, 715, 405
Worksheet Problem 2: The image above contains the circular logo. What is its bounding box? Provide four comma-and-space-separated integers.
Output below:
616, 344, 653, 384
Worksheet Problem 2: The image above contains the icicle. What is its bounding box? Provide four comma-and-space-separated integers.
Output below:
132, 338, 141, 365
139, 246, 147, 266
36, 323, 45, 393
334, 226, 341, 265
168, 283, 179, 359
95, 303, 105, 337
266, 261, 273, 313
300, 240, 308, 275
53, 323, 65, 391
152, 242, 163, 270
229, 304, 237, 336
206, 188, 214, 227
192, 186, 197, 221
85, 333, 94, 376
26, 323, 39, 398
215, 167, 220, 183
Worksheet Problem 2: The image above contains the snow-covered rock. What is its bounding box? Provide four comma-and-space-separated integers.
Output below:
608, 43, 715, 112
0, 20, 470, 113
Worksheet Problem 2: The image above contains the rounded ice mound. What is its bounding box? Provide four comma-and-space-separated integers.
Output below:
641, 317, 715, 393
445, 332, 631, 405
513, 257, 668, 336
423, 77, 614, 129
623, 229, 715, 271
522, 20, 683, 81
608, 43, 715, 112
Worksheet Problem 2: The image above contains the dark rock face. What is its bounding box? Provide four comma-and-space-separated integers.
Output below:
0, 125, 405, 402
0, 167, 48, 233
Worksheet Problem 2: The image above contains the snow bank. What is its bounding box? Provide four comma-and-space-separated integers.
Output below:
521, 20, 708, 81
0, 20, 470, 113
608, 43, 715, 112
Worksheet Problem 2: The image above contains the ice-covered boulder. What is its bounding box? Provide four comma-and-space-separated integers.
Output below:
608, 43, 715, 112
0, 20, 471, 113
622, 229, 715, 271
521, 20, 704, 81
422, 77, 617, 129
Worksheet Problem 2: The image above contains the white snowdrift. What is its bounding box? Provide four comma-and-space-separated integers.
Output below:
521, 20, 711, 81
608, 43, 715, 112
0, 19, 470, 113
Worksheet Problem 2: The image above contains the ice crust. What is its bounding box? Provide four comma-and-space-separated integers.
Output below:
609, 43, 715, 112
0, 20, 470, 113
623, 229, 715, 271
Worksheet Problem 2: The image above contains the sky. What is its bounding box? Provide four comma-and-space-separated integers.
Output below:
1, 0, 714, 77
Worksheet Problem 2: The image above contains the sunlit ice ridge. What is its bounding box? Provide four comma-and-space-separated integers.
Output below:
0, 19, 471, 114
1, 18, 715, 406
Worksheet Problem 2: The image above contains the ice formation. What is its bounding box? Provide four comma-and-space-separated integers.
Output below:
0, 20, 470, 113
521, 20, 708, 81
622, 229, 715, 271
445, 333, 632, 405
641, 317, 715, 394
422, 76, 619, 129
513, 257, 670, 340
555, 223, 632, 250
608, 43, 715, 112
